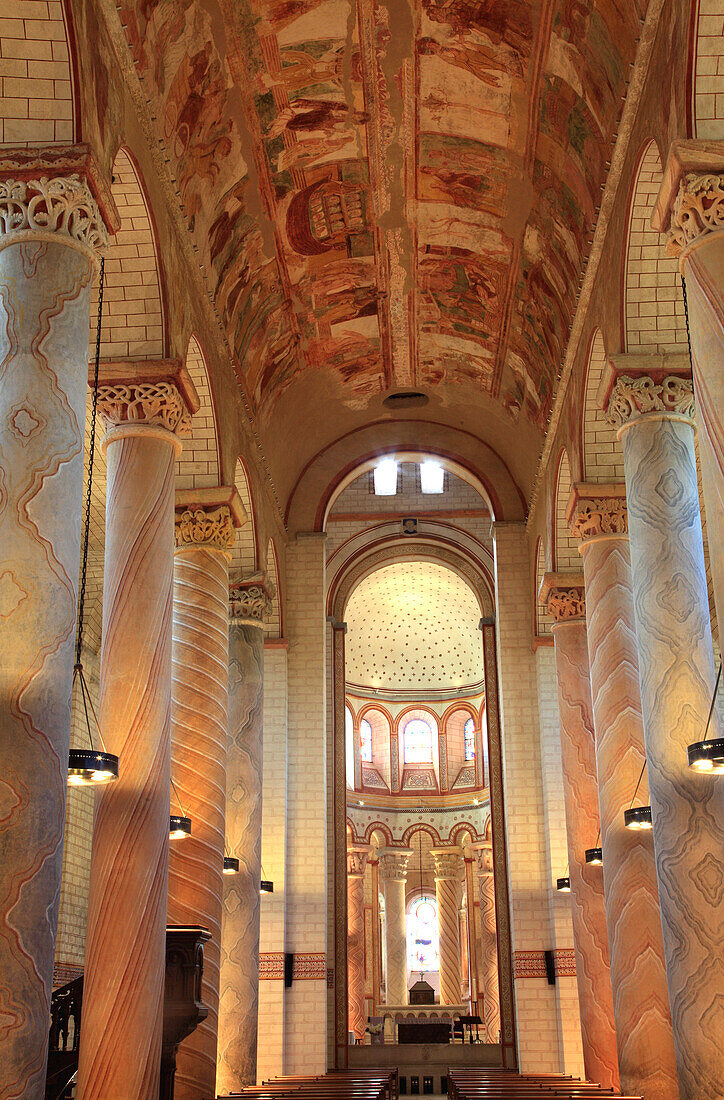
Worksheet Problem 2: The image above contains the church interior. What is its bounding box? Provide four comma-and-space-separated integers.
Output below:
0, 0, 723, 1099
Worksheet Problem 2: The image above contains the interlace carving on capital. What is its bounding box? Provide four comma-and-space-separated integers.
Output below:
605, 375, 695, 428
0, 175, 109, 254
96, 382, 192, 435
347, 849, 369, 876
546, 586, 586, 623
228, 572, 275, 623
667, 172, 724, 256
570, 498, 628, 540
175, 505, 234, 552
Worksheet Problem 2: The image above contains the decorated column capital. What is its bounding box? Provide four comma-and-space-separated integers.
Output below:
229, 571, 275, 628
539, 572, 586, 623
0, 143, 119, 262
347, 844, 372, 878
471, 842, 493, 877
94, 359, 200, 447
566, 483, 627, 543
430, 846, 462, 880
175, 486, 246, 555
605, 374, 695, 431
651, 139, 724, 260
378, 847, 412, 882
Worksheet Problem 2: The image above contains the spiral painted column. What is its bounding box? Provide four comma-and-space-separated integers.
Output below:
568, 484, 678, 1100
167, 489, 245, 1100
217, 575, 272, 1092
378, 847, 411, 1005
77, 362, 198, 1100
347, 845, 371, 1041
431, 847, 462, 1005
658, 157, 724, 632
0, 153, 114, 1100
472, 843, 500, 1043
540, 575, 618, 1091
606, 371, 724, 1099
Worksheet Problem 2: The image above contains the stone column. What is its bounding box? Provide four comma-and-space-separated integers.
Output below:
540, 575, 619, 1091
472, 843, 500, 1044
569, 485, 678, 1100
656, 150, 724, 632
431, 847, 462, 1005
77, 361, 199, 1100
347, 845, 371, 1041
217, 574, 273, 1092
0, 150, 115, 1100
463, 853, 480, 1015
167, 488, 245, 1100
605, 369, 724, 1099
378, 847, 412, 1005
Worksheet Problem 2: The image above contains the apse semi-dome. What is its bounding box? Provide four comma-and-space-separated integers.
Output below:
345, 561, 483, 693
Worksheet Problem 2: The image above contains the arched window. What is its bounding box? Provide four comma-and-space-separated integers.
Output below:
403, 718, 433, 763
345, 706, 354, 789
407, 895, 439, 974
360, 718, 372, 762
464, 718, 476, 761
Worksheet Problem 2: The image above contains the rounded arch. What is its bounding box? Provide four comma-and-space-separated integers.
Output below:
0, 0, 77, 145
689, 1, 724, 140
230, 457, 258, 575
176, 335, 221, 489
441, 700, 478, 730
92, 147, 166, 361
623, 140, 686, 354
534, 536, 553, 636
265, 538, 282, 638
363, 821, 394, 847
401, 822, 442, 848
449, 821, 482, 846
346, 818, 361, 843
581, 328, 624, 483
552, 449, 576, 572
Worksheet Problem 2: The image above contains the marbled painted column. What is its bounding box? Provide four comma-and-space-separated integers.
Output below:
378, 848, 411, 1005
0, 152, 114, 1100
347, 845, 371, 1041
463, 853, 480, 1015
217, 575, 273, 1093
472, 843, 500, 1043
431, 847, 462, 1005
657, 155, 724, 632
77, 361, 199, 1100
540, 575, 618, 1091
606, 372, 724, 1099
569, 485, 678, 1100
168, 489, 245, 1100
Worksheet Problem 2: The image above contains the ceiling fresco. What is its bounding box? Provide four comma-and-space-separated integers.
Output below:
119, 0, 643, 430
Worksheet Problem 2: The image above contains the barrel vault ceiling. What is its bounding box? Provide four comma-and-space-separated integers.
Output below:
118, 0, 644, 497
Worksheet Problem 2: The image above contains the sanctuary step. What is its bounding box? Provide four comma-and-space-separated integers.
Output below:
447, 1069, 641, 1099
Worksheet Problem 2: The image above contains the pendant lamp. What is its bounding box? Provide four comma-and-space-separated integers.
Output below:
556, 876, 571, 892
623, 757, 653, 830
223, 856, 240, 875
169, 774, 191, 840
67, 256, 119, 789
687, 663, 724, 773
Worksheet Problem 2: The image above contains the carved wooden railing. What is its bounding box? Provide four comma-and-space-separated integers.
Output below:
46, 925, 211, 1100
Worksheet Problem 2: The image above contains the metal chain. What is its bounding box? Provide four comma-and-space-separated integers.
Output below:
75, 256, 105, 667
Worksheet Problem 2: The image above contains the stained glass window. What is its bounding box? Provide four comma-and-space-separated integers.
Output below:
360, 718, 372, 762
407, 895, 439, 974
345, 706, 354, 788
403, 718, 433, 763
464, 718, 476, 761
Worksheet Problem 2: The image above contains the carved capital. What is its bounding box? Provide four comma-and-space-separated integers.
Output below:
539, 572, 586, 623
175, 504, 234, 552
94, 359, 200, 440
567, 484, 628, 541
667, 172, 724, 257
378, 847, 412, 882
605, 375, 695, 429
0, 173, 109, 258
472, 843, 493, 877
229, 571, 275, 625
430, 846, 462, 880
347, 846, 371, 877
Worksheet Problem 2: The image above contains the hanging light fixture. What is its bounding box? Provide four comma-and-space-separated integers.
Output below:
169, 773, 191, 840
67, 256, 119, 789
687, 663, 724, 773
624, 806, 653, 830
223, 856, 240, 875
260, 864, 274, 893
585, 847, 603, 866
556, 876, 571, 892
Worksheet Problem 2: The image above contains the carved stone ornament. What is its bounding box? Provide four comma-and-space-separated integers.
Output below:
667, 172, 724, 256
569, 498, 628, 541
605, 375, 695, 429
228, 572, 275, 624
546, 585, 586, 623
347, 848, 370, 877
175, 505, 234, 552
473, 846, 493, 877
97, 382, 192, 436
432, 849, 461, 880
0, 175, 109, 256
378, 850, 410, 882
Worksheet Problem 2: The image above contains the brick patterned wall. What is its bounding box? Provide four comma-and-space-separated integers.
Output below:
624, 141, 687, 353
492, 524, 562, 1072
175, 336, 220, 491
0, 0, 74, 144
265, 539, 282, 639
284, 535, 328, 1074
583, 331, 625, 482
535, 539, 554, 636
553, 452, 578, 571
227, 458, 257, 574
692, 1, 724, 139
